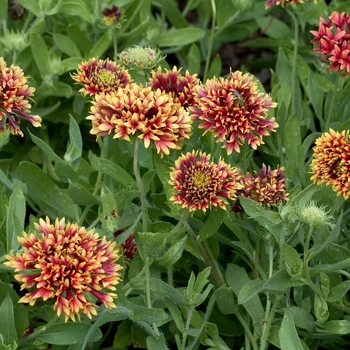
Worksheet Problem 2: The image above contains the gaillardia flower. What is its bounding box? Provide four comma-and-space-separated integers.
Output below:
189, 71, 278, 154
265, 0, 316, 7
102, 5, 121, 27
169, 150, 242, 212
311, 11, 350, 76
310, 129, 350, 199
239, 164, 289, 206
72, 58, 132, 96
0, 57, 41, 136
150, 66, 200, 108
88, 84, 192, 156
4, 217, 123, 322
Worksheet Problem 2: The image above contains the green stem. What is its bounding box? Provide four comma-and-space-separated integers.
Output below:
19, 316, 59, 347
235, 309, 258, 350
286, 8, 298, 117
78, 138, 107, 226
181, 305, 195, 350
260, 294, 283, 350
133, 138, 148, 232
184, 221, 225, 287
261, 243, 275, 349
303, 226, 323, 297
325, 73, 341, 130
168, 210, 190, 236
203, 0, 216, 82
113, 28, 118, 59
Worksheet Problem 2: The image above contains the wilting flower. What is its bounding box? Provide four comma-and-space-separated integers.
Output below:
150, 66, 200, 108
4, 217, 123, 322
118, 46, 164, 71
311, 11, 350, 76
102, 5, 121, 27
114, 229, 137, 258
169, 150, 242, 212
310, 129, 350, 199
238, 164, 288, 207
189, 71, 278, 154
265, 0, 316, 7
88, 84, 192, 156
0, 57, 41, 136
71, 58, 132, 96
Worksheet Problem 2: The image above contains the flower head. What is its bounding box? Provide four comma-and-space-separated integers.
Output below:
297, 201, 333, 227
169, 150, 242, 212
102, 5, 121, 27
88, 84, 192, 156
72, 58, 132, 96
150, 66, 200, 108
4, 217, 123, 322
311, 11, 350, 76
0, 57, 41, 136
238, 164, 289, 206
265, 0, 316, 8
114, 229, 137, 258
310, 129, 350, 199
118, 46, 165, 71
189, 71, 278, 154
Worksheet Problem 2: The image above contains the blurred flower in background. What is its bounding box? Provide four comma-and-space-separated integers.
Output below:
5, 217, 123, 322
310, 129, 350, 200
265, 0, 317, 8
311, 11, 350, 76
0, 57, 41, 136
102, 5, 121, 27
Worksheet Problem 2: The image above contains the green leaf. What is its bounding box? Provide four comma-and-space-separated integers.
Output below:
0, 283, 28, 340
165, 298, 184, 332
214, 286, 236, 315
187, 44, 200, 74
19, 162, 79, 220
327, 281, 350, 303
17, 0, 41, 16
157, 28, 205, 47
37, 323, 102, 345
281, 243, 303, 279
284, 307, 315, 333
146, 334, 168, 350
319, 320, 350, 334
64, 115, 82, 165
62, 57, 85, 73
307, 73, 324, 121
28, 130, 62, 163
97, 158, 136, 187
30, 33, 51, 78
157, 236, 187, 267
53, 34, 81, 57
59, 0, 90, 17
238, 279, 264, 304
89, 30, 113, 58
65, 182, 98, 206
279, 309, 304, 350
207, 54, 222, 79
226, 264, 264, 335
6, 185, 25, 252
198, 208, 224, 241
0, 295, 17, 345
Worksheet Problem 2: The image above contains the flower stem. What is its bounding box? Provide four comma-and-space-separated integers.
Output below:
260, 293, 283, 350
181, 305, 195, 350
133, 138, 148, 232
325, 73, 340, 130
203, 0, 217, 82
235, 309, 258, 350
286, 8, 298, 117
184, 221, 225, 287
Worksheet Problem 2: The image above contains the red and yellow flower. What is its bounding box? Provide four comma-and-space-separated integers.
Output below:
169, 150, 242, 212
189, 71, 278, 154
72, 58, 132, 96
149, 66, 200, 108
265, 0, 316, 7
88, 84, 192, 156
311, 11, 350, 76
0, 57, 41, 136
239, 164, 289, 206
5, 217, 123, 322
310, 129, 350, 199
